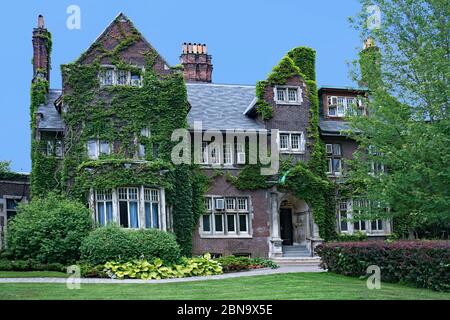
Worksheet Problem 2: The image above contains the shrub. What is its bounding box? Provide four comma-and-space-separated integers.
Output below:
104, 254, 223, 280
79, 263, 108, 278
215, 256, 278, 273
80, 225, 181, 265
335, 231, 368, 242
0, 259, 65, 272
5, 193, 92, 264
316, 241, 450, 292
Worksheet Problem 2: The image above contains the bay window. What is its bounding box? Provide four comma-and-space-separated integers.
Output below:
92, 187, 165, 230
96, 190, 113, 226
144, 188, 159, 229
118, 187, 139, 228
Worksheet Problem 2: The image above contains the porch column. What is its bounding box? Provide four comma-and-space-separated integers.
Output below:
269, 192, 283, 258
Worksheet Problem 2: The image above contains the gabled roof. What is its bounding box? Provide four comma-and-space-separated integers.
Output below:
37, 84, 264, 132
36, 89, 64, 131
186, 83, 264, 131
76, 12, 171, 68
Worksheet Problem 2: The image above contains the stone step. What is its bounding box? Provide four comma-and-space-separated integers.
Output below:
283, 253, 311, 257
272, 257, 322, 267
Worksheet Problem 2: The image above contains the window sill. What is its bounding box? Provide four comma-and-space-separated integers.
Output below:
275, 101, 302, 106
199, 234, 253, 239
280, 151, 305, 155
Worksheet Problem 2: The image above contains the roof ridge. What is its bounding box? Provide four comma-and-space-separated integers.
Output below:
186, 83, 255, 88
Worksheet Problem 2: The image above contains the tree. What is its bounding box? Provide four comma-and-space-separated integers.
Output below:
347, 0, 450, 238
0, 161, 11, 174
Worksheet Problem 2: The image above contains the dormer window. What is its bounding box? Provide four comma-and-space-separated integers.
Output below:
274, 86, 302, 105
288, 88, 298, 102
328, 96, 362, 117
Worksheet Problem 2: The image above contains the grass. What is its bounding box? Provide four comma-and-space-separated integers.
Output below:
0, 272, 448, 300
0, 271, 68, 278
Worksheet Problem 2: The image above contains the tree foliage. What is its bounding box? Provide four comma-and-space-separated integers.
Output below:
347, 0, 450, 238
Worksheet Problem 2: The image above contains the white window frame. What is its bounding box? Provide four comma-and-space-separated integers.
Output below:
274, 86, 303, 105
223, 143, 233, 166
338, 200, 349, 233
55, 140, 63, 157
99, 66, 143, 87
140, 127, 151, 138
236, 143, 246, 164
95, 189, 113, 226
200, 196, 251, 238
201, 142, 209, 164
144, 188, 160, 229
118, 187, 140, 229
99, 67, 115, 86
326, 143, 342, 176
279, 132, 305, 154
87, 140, 111, 159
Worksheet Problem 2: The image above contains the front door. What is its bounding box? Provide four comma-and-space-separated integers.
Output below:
280, 208, 293, 246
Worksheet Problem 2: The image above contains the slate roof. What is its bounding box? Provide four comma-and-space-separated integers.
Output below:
186, 83, 264, 130
319, 117, 351, 136
36, 89, 64, 131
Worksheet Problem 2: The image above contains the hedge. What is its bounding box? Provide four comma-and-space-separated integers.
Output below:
316, 241, 450, 292
80, 225, 181, 265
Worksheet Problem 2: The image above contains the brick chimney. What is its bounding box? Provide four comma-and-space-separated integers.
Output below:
180, 43, 213, 83
32, 14, 50, 82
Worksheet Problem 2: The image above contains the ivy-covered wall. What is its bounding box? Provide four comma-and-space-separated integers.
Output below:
30, 15, 207, 256
233, 47, 337, 241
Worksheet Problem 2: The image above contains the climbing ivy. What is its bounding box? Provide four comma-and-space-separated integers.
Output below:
29, 29, 62, 198
233, 47, 337, 240
31, 16, 205, 255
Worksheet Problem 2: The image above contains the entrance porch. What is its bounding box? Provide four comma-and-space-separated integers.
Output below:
269, 192, 323, 259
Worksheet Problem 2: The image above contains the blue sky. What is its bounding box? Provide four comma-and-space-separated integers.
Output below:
0, 0, 362, 172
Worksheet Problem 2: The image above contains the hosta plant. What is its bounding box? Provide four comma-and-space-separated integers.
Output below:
104, 253, 222, 280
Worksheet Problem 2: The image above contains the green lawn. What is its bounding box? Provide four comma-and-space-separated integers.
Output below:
0, 272, 448, 300
0, 271, 68, 278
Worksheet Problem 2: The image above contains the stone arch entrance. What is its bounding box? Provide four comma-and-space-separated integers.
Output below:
269, 191, 322, 258
279, 195, 310, 246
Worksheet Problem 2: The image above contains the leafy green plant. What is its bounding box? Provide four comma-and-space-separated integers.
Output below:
335, 231, 368, 242
316, 241, 450, 292
215, 256, 278, 273
104, 253, 222, 280
5, 193, 92, 264
0, 259, 66, 272
80, 225, 181, 265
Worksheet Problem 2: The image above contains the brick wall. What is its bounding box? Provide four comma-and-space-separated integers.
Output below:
192, 172, 271, 257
